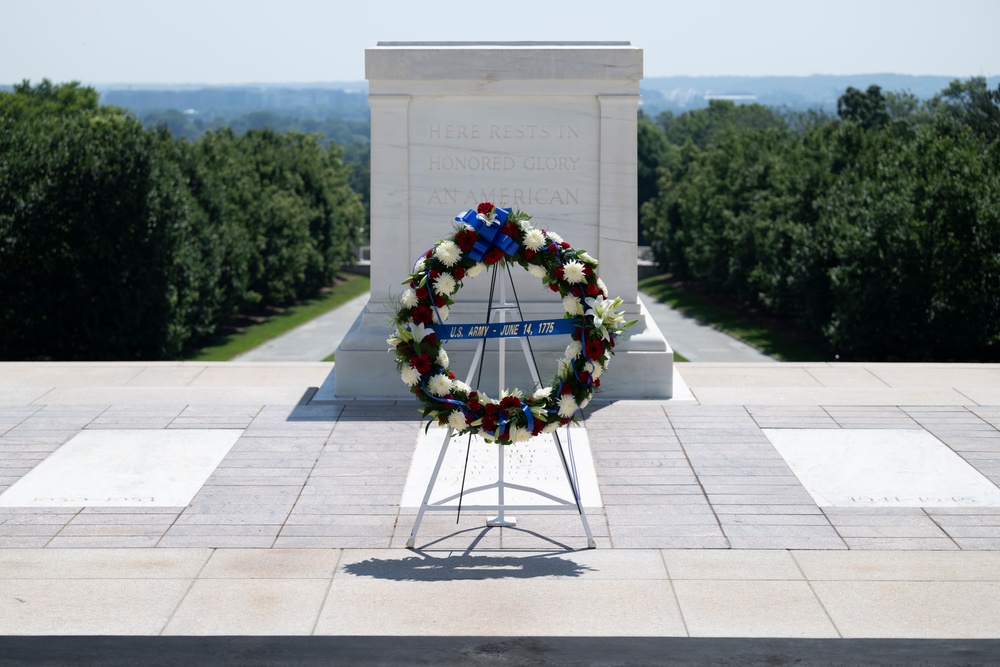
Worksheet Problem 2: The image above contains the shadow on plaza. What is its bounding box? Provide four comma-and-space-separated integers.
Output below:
343, 543, 595, 581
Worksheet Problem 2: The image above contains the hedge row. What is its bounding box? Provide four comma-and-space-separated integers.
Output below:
641, 80, 1000, 360
0, 81, 365, 360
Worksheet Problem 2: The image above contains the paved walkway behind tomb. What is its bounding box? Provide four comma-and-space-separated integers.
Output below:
1, 361, 999, 648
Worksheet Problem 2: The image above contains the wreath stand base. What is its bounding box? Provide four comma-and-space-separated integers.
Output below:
405, 265, 597, 550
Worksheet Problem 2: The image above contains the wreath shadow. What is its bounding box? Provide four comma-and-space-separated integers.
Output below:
344, 527, 596, 581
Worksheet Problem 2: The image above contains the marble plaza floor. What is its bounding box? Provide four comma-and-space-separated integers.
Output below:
1, 361, 1000, 653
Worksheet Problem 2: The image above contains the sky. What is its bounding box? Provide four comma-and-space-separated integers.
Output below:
2, 0, 998, 85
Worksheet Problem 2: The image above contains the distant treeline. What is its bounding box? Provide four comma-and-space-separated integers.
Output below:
639, 77, 1000, 361
0, 80, 366, 360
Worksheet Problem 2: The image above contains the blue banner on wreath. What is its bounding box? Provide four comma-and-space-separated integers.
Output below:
430, 317, 583, 340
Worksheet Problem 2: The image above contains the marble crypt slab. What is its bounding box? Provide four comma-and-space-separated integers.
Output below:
0, 429, 243, 507
763, 428, 1000, 508
402, 426, 601, 510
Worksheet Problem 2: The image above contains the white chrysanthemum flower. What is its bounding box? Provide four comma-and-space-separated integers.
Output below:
452, 379, 472, 395
437, 348, 449, 368
448, 410, 468, 431
527, 264, 547, 279
432, 305, 450, 323
531, 386, 553, 401
513, 425, 532, 442
597, 277, 607, 294
400, 366, 421, 386
413, 257, 426, 273
543, 420, 561, 434
558, 394, 578, 418
433, 273, 457, 296
586, 360, 604, 379
562, 260, 586, 284
562, 295, 582, 315
523, 229, 546, 251
564, 340, 583, 361
400, 288, 418, 309
466, 262, 486, 278
434, 241, 461, 267
547, 231, 564, 244
427, 373, 453, 397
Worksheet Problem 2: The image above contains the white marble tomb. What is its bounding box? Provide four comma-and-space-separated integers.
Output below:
334, 42, 674, 399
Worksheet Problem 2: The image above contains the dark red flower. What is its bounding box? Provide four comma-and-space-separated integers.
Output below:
410, 354, 432, 374
424, 333, 437, 347
585, 284, 600, 297
560, 384, 574, 395
483, 247, 504, 265
500, 221, 520, 240
554, 267, 565, 280
524, 249, 536, 260
468, 399, 482, 413
433, 294, 446, 308
578, 371, 592, 385
560, 242, 571, 249
585, 339, 605, 360
484, 403, 499, 417
477, 202, 494, 215
456, 229, 478, 253
594, 378, 601, 388
499, 396, 521, 410
411, 304, 433, 325
415, 286, 429, 301
583, 264, 592, 276
549, 283, 561, 293
453, 266, 465, 281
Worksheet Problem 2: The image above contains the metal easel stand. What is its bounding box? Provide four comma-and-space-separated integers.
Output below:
406, 264, 597, 549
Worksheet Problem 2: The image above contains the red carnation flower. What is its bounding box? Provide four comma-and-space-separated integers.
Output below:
549, 283, 561, 293
594, 378, 601, 388
477, 202, 494, 215
560, 242, 571, 249
424, 333, 437, 347
484, 403, 499, 417
411, 304, 433, 325
430, 270, 440, 280
434, 294, 446, 308
499, 396, 521, 410
554, 267, 565, 280
415, 286, 429, 301
410, 353, 432, 374
456, 229, 478, 253
560, 384, 574, 395
583, 265, 592, 276
483, 247, 504, 265
525, 249, 536, 260
453, 266, 465, 281
585, 284, 600, 297
585, 339, 605, 360
468, 399, 482, 413
500, 221, 520, 240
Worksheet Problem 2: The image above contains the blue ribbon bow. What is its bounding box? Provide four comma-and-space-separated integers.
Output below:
456, 208, 520, 262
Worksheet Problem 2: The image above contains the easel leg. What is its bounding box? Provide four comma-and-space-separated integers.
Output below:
553, 428, 597, 549
406, 426, 455, 549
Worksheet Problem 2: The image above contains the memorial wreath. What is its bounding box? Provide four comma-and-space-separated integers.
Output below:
389, 202, 634, 445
